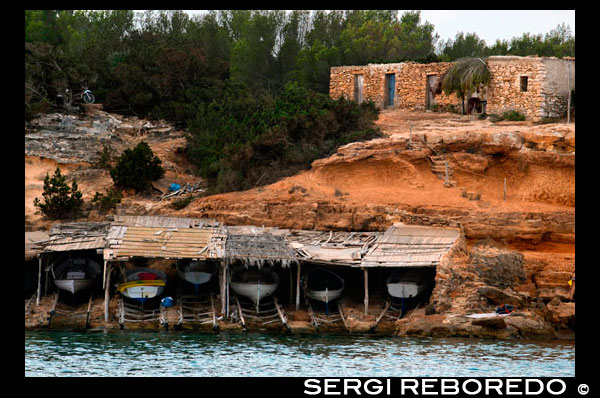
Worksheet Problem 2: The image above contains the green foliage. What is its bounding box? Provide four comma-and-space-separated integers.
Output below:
487, 110, 526, 122
439, 32, 488, 62
34, 168, 83, 219
501, 110, 526, 121
97, 143, 115, 170
171, 195, 194, 210
187, 81, 381, 193
91, 187, 122, 210
109, 142, 165, 191
442, 57, 491, 114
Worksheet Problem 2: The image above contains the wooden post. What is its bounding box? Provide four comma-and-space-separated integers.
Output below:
102, 260, 107, 290
289, 266, 294, 304
567, 62, 571, 124
363, 268, 369, 315
220, 260, 226, 316
104, 263, 112, 322
504, 178, 507, 201
225, 264, 230, 318
44, 266, 49, 296
36, 255, 42, 306
296, 262, 302, 310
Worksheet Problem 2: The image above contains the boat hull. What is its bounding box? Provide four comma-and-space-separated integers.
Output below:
303, 268, 345, 304
54, 278, 94, 294
118, 268, 167, 303
230, 282, 278, 304
305, 287, 343, 303
177, 270, 212, 286
386, 282, 421, 299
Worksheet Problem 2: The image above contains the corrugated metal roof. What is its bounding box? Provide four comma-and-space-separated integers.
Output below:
105, 226, 226, 260
39, 222, 110, 253
25, 231, 50, 260
112, 215, 219, 229
361, 223, 460, 267
287, 230, 380, 265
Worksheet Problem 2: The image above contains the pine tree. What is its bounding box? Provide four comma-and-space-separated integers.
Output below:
34, 167, 83, 219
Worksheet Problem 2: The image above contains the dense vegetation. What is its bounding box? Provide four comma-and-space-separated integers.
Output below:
25, 10, 575, 192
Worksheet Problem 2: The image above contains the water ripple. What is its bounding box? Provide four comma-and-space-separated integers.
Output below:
25, 331, 574, 377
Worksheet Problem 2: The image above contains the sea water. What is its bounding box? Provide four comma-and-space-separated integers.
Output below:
25, 330, 574, 377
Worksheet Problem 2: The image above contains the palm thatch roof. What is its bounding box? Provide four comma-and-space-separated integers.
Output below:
442, 57, 490, 98
224, 226, 298, 267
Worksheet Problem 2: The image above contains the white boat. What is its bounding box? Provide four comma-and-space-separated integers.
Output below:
176, 260, 214, 292
230, 268, 279, 309
52, 257, 102, 294
303, 268, 344, 304
386, 268, 431, 299
117, 268, 167, 304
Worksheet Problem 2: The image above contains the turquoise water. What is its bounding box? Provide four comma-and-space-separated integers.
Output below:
25, 331, 574, 377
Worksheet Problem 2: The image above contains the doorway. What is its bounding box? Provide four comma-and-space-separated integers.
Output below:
426, 74, 438, 110
385, 73, 395, 107
354, 74, 364, 104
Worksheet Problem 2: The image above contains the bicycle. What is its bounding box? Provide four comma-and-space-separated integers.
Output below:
59, 87, 95, 107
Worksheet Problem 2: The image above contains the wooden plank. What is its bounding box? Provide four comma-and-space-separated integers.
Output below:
363, 268, 369, 315
296, 262, 301, 310
234, 294, 245, 327
273, 297, 288, 329
104, 263, 112, 322
337, 301, 349, 331
36, 256, 42, 306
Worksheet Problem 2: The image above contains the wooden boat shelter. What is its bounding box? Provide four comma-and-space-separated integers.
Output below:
28, 216, 463, 325
34, 222, 110, 306
102, 215, 226, 321
224, 226, 298, 315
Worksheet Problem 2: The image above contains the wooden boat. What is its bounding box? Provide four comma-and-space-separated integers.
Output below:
230, 268, 279, 309
303, 268, 344, 304
386, 268, 431, 299
117, 268, 167, 304
52, 257, 102, 294
176, 260, 214, 293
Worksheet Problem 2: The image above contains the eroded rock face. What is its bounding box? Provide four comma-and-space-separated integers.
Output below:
469, 245, 526, 288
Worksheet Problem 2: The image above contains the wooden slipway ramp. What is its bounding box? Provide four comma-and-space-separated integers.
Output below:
46, 290, 96, 329
305, 298, 349, 332
176, 291, 218, 330
116, 297, 163, 329
231, 295, 289, 331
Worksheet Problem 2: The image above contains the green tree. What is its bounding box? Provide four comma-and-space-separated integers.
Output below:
34, 167, 83, 219
439, 32, 488, 61
110, 142, 165, 191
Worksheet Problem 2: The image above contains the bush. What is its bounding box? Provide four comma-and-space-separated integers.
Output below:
110, 142, 165, 191
97, 143, 115, 170
501, 110, 526, 121
186, 82, 382, 193
91, 187, 122, 210
170, 195, 194, 210
34, 167, 83, 219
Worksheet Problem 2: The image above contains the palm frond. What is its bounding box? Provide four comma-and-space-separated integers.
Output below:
442, 57, 490, 98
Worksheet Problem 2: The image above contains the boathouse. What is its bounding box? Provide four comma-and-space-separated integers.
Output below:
27, 216, 464, 331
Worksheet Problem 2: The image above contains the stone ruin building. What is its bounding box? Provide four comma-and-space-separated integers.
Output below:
329, 56, 575, 120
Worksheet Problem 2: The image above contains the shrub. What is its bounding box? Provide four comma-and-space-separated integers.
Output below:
34, 167, 83, 219
91, 187, 122, 210
110, 141, 165, 191
171, 195, 194, 210
477, 113, 487, 120
501, 110, 526, 121
97, 143, 115, 170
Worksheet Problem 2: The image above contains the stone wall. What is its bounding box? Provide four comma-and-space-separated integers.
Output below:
330, 62, 458, 110
486, 56, 545, 119
330, 57, 575, 120
395, 62, 457, 110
